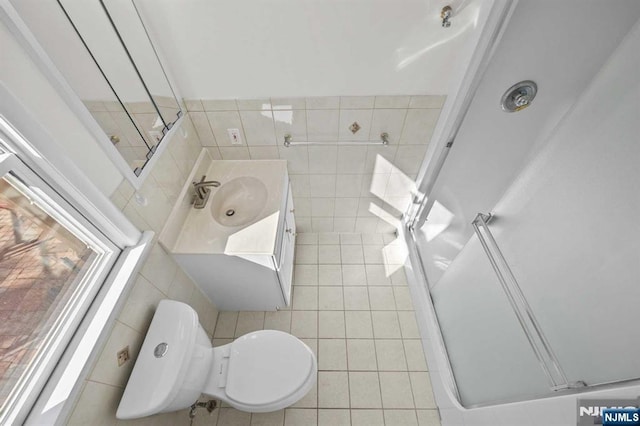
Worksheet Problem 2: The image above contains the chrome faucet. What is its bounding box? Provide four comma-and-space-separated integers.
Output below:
192, 175, 221, 209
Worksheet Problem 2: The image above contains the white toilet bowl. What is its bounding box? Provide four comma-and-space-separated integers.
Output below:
116, 300, 317, 419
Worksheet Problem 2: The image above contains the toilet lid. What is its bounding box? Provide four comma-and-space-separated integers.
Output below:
225, 330, 314, 406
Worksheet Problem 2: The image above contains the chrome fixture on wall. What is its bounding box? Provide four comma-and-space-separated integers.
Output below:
441, 5, 453, 27
501, 80, 538, 112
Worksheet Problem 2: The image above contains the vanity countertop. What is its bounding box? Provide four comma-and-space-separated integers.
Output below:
159, 151, 287, 255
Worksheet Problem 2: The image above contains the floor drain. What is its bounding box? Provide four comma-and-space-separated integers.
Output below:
225, 209, 235, 217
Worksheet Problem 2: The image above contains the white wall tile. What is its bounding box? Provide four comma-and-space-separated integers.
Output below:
219, 146, 251, 160
274, 109, 307, 142
399, 109, 440, 144
206, 146, 222, 160
364, 145, 398, 174
335, 174, 364, 197
334, 198, 359, 217
239, 110, 276, 145
311, 198, 336, 217
167, 268, 195, 304
294, 197, 312, 217
290, 174, 310, 197
188, 112, 216, 146
202, 99, 238, 111
89, 321, 142, 387
206, 111, 246, 146
409, 95, 446, 109
272, 97, 306, 110
249, 146, 279, 159
395, 145, 428, 175
139, 244, 177, 294
236, 98, 271, 110
67, 381, 120, 425
338, 109, 373, 141
375, 96, 411, 109
336, 146, 367, 174
312, 217, 334, 232
308, 146, 338, 174
184, 99, 204, 111
279, 145, 309, 174
307, 110, 339, 141
306, 96, 340, 109
332, 217, 356, 232
355, 218, 379, 233
340, 96, 375, 109
296, 217, 312, 232
309, 174, 336, 197
370, 109, 407, 144
118, 274, 165, 333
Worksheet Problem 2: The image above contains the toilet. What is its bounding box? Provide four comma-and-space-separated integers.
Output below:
116, 300, 317, 419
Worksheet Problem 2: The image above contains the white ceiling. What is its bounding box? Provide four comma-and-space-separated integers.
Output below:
135, 0, 481, 99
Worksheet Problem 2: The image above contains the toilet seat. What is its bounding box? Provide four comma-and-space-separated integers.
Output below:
227, 330, 315, 406
208, 330, 316, 412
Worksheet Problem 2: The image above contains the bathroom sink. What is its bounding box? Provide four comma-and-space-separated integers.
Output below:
210, 176, 268, 227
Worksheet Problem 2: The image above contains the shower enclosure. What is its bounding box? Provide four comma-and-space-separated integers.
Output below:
404, 0, 640, 412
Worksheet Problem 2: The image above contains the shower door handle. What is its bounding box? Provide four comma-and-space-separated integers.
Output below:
472, 213, 572, 391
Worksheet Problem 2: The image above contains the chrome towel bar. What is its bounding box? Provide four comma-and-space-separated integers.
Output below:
283, 132, 389, 147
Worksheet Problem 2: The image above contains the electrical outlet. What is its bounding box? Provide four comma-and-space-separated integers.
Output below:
117, 346, 130, 367
227, 128, 242, 145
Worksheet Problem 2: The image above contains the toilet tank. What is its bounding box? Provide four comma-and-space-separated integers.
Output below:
116, 300, 213, 419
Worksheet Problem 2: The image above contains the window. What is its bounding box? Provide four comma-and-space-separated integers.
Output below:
0, 147, 119, 423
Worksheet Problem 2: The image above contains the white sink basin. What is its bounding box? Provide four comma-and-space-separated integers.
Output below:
210, 177, 268, 227
159, 150, 287, 255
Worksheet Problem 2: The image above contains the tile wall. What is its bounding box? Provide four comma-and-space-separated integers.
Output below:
66, 116, 220, 425
184, 96, 444, 233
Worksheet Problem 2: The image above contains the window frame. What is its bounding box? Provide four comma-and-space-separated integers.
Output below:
0, 151, 120, 424
0, 89, 152, 424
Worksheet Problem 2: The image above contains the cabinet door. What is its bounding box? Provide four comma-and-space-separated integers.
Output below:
277, 185, 296, 306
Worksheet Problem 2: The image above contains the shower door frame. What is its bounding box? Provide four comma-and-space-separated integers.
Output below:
404, 0, 640, 409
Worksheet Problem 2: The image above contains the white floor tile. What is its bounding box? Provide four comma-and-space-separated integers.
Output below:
379, 372, 415, 408
371, 311, 402, 338
375, 339, 408, 371
384, 409, 418, 426
318, 409, 350, 426
351, 409, 384, 426
341, 265, 367, 285
343, 287, 370, 310
347, 339, 378, 371
318, 372, 350, 408
318, 311, 346, 338
345, 311, 374, 338
318, 245, 341, 264
284, 409, 317, 426
318, 339, 347, 370
368, 287, 396, 310
349, 372, 383, 408
318, 265, 342, 286
291, 311, 318, 338
318, 287, 344, 310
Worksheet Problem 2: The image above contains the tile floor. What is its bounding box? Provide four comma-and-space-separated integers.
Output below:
207, 232, 440, 426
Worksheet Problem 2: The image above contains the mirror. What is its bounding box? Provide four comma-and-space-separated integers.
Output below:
10, 0, 181, 176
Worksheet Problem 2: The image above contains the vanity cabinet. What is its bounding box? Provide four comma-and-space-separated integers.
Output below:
160, 154, 297, 311
275, 186, 296, 306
